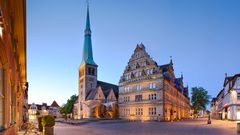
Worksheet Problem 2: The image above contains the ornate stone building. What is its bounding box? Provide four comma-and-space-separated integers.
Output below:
0, 0, 28, 134
119, 44, 190, 121
76, 7, 118, 119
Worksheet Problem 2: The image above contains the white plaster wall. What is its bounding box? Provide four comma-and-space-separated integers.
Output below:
234, 77, 240, 89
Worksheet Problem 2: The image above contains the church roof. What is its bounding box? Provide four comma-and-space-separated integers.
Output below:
97, 81, 119, 98
86, 81, 119, 100
86, 88, 98, 100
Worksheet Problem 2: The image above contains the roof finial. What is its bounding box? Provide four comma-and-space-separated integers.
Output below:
181, 72, 183, 79
170, 56, 173, 65
225, 73, 228, 77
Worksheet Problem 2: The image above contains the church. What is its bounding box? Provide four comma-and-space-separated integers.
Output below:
74, 7, 119, 119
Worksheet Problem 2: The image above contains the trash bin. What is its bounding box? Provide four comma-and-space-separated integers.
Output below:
237, 123, 240, 133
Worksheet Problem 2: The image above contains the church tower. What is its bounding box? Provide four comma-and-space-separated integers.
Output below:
78, 6, 98, 119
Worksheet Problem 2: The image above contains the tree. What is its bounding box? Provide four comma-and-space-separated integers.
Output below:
60, 95, 78, 115
191, 87, 211, 116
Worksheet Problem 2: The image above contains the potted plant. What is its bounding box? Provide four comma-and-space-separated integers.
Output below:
42, 115, 55, 135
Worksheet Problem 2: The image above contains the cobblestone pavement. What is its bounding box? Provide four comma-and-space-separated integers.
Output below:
54, 118, 237, 135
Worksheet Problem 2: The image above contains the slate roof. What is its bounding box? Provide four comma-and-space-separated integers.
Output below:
28, 103, 50, 110
50, 100, 60, 108
86, 81, 119, 100
224, 73, 240, 88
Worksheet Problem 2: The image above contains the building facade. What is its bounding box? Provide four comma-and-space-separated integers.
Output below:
48, 101, 61, 118
211, 73, 240, 121
0, 0, 27, 134
119, 44, 190, 121
28, 101, 61, 119
76, 7, 118, 119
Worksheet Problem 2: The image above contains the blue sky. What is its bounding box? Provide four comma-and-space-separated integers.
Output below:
27, 0, 240, 106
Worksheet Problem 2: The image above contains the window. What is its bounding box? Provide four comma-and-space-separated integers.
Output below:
154, 94, 157, 100
135, 95, 142, 102
147, 69, 153, 75
149, 108, 157, 115
149, 83, 156, 89
147, 69, 150, 75
124, 108, 130, 116
135, 71, 142, 77
124, 87, 130, 92
136, 108, 143, 116
149, 94, 157, 100
237, 78, 240, 89
136, 85, 142, 91
126, 74, 131, 80
0, 67, 4, 129
237, 93, 240, 100
124, 96, 130, 102
124, 87, 130, 93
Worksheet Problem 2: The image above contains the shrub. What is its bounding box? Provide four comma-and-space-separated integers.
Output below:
42, 115, 55, 127
37, 116, 43, 132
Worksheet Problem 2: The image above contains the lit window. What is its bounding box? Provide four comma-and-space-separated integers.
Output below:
0, 11, 4, 38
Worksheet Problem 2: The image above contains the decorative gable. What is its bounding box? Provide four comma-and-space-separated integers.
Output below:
107, 89, 117, 101
94, 86, 105, 100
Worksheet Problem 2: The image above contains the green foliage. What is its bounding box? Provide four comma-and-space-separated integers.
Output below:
60, 94, 78, 114
37, 116, 43, 132
191, 87, 211, 115
41, 115, 55, 127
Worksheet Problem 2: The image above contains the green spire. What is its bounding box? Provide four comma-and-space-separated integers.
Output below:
81, 6, 97, 66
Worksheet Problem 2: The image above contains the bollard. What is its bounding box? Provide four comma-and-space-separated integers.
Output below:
237, 123, 240, 133
207, 120, 211, 124
207, 115, 211, 124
